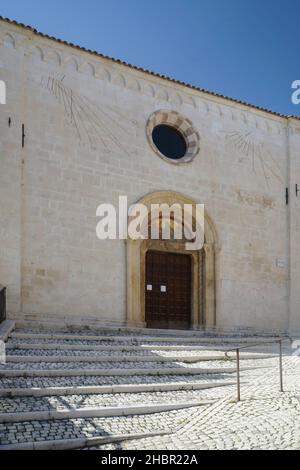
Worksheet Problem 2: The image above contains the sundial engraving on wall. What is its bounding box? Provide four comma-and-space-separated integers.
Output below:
39, 75, 137, 155
222, 129, 284, 187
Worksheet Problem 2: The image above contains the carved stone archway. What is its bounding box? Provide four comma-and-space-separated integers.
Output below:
126, 191, 218, 329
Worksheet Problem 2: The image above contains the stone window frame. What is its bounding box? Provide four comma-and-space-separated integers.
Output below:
146, 110, 200, 164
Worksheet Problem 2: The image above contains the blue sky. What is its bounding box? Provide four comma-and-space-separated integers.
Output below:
1, 0, 299, 116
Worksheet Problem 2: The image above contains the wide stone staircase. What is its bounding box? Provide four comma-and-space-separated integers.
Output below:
0, 325, 280, 449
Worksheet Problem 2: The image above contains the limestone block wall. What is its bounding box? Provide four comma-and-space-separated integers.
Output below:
0, 29, 23, 314
0, 19, 294, 332
288, 119, 300, 333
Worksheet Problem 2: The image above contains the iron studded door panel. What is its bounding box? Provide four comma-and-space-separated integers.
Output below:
145, 251, 191, 329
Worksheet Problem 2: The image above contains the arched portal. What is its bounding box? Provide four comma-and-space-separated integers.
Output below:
126, 191, 218, 330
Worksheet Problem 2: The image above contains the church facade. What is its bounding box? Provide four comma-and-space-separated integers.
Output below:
1, 17, 300, 334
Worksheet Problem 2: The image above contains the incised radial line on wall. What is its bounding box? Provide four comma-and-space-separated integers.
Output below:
38, 74, 284, 187
223, 130, 284, 187
40, 75, 137, 154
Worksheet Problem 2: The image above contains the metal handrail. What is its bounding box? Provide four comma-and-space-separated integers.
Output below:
224, 338, 290, 402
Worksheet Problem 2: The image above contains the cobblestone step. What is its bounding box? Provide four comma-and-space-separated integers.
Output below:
0, 360, 238, 370
0, 430, 171, 450
14, 324, 265, 337
6, 338, 247, 348
1, 387, 233, 413
0, 408, 194, 446
0, 387, 233, 416
0, 373, 235, 390
4, 353, 275, 363
2, 347, 234, 357
6, 342, 221, 351
0, 358, 274, 371
0, 365, 268, 378
5, 341, 277, 352
10, 331, 282, 344
7, 338, 285, 355
0, 325, 284, 449
0, 380, 236, 397
4, 354, 220, 363
0, 401, 215, 423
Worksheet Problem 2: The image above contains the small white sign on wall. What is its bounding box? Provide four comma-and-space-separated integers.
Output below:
146, 284, 152, 291
0, 80, 6, 105
160, 285, 167, 293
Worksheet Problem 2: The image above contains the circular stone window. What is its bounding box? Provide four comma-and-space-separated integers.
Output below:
146, 110, 200, 164
152, 125, 187, 160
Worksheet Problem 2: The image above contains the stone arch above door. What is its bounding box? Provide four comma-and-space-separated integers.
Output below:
126, 191, 218, 329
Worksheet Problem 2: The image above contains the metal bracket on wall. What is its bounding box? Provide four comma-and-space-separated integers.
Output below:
22, 124, 25, 148
286, 188, 289, 205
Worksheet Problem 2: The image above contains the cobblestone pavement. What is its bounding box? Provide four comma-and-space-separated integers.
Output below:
0, 327, 298, 450
99, 359, 300, 450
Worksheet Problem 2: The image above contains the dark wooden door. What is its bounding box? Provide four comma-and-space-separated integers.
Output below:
145, 250, 191, 329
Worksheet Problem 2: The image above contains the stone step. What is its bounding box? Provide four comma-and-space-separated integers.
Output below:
2, 326, 270, 449
4, 354, 223, 363
0, 387, 232, 416
5, 342, 274, 352
0, 374, 236, 391
0, 380, 236, 397
0, 401, 214, 424
0, 360, 236, 370
4, 354, 275, 363
0, 406, 185, 447
0, 430, 171, 450
0, 365, 268, 378
0, 356, 274, 370
14, 323, 268, 337
10, 331, 282, 344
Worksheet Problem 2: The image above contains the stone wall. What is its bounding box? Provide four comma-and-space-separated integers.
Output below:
288, 121, 300, 334
0, 19, 296, 332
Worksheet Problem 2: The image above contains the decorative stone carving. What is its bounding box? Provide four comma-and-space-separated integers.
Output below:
3, 32, 15, 49
126, 191, 218, 329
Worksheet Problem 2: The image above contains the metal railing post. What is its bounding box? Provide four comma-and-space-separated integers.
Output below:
236, 348, 240, 402
279, 339, 283, 392
225, 338, 286, 402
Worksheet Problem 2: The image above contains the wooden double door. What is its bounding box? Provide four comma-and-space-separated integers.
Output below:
145, 250, 192, 329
